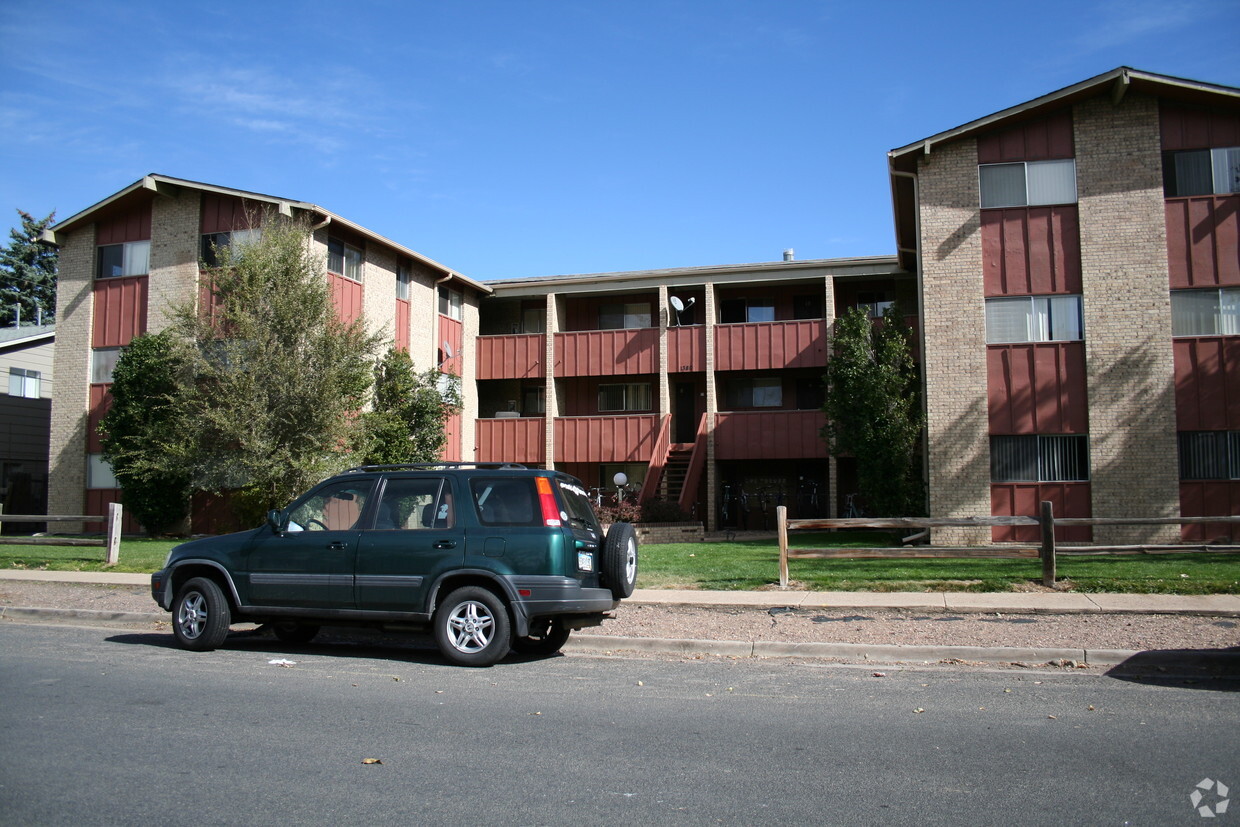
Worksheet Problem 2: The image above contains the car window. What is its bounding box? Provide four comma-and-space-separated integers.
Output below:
373, 477, 447, 530
471, 478, 540, 527
287, 480, 373, 532
556, 477, 600, 533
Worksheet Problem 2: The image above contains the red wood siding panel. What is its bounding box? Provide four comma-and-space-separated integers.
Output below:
442, 412, 462, 461
199, 193, 261, 233
1179, 482, 1240, 541
563, 293, 657, 331
84, 489, 142, 534
714, 320, 827, 371
1160, 106, 1240, 151
554, 329, 657, 377
1165, 196, 1240, 288
330, 274, 363, 325
394, 298, 410, 352
714, 411, 829, 460
668, 326, 705, 373
982, 206, 1082, 296
475, 417, 546, 463
438, 315, 464, 375
555, 415, 658, 463
987, 343, 1088, 434
87, 384, 111, 453
92, 276, 148, 347
476, 334, 544, 380
1174, 337, 1240, 430
96, 205, 152, 244
977, 109, 1074, 163
191, 491, 250, 535
990, 482, 1092, 542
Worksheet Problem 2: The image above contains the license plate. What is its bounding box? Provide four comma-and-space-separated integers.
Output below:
577, 551, 594, 572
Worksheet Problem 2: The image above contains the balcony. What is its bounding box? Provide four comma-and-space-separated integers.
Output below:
555, 415, 659, 463
715, 319, 827, 371
476, 333, 545, 380
714, 410, 828, 460
668, 325, 706, 372
555, 328, 658, 377
475, 416, 545, 464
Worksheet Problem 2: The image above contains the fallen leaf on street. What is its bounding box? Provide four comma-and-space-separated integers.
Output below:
362, 758, 383, 765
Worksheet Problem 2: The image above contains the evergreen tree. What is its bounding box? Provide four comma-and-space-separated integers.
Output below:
362, 347, 462, 465
822, 305, 925, 517
0, 210, 58, 326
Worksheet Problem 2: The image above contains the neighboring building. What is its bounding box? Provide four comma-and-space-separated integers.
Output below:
889, 67, 1239, 543
43, 176, 489, 533
0, 324, 54, 527
42, 67, 1240, 541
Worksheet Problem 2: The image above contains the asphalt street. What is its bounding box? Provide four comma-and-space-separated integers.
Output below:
1, 620, 1236, 825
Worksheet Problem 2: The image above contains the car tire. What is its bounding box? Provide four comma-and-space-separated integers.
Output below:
434, 586, 512, 667
172, 576, 232, 651
271, 622, 320, 645
511, 619, 571, 657
601, 522, 638, 599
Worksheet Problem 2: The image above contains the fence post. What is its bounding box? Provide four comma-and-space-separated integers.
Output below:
777, 505, 789, 589
1039, 500, 1056, 587
105, 502, 123, 566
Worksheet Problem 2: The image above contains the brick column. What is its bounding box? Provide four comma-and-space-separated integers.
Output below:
48, 226, 95, 530
703, 282, 718, 531
656, 285, 671, 496
1073, 93, 1179, 543
917, 140, 990, 544
147, 193, 201, 333
460, 293, 479, 461
544, 295, 560, 470
823, 275, 838, 517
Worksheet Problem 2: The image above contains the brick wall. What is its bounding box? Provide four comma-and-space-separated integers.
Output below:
917, 139, 991, 543
147, 193, 201, 333
1073, 92, 1179, 542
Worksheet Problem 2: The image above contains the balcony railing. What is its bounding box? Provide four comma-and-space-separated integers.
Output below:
555, 414, 659, 463
715, 319, 827, 371
476, 333, 545, 380
668, 325, 706, 373
714, 410, 828, 460
475, 416, 545, 464
554, 328, 658, 377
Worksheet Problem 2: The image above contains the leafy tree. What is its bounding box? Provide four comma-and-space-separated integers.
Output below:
171, 213, 384, 522
0, 210, 58, 326
362, 347, 462, 465
822, 305, 925, 517
99, 332, 193, 536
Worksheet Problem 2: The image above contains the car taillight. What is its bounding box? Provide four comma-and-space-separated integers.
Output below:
535, 476, 562, 527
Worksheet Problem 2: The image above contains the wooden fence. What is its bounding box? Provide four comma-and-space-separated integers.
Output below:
0, 503, 125, 566
776, 503, 1240, 588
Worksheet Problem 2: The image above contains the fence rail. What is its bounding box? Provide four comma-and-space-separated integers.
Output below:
0, 503, 124, 565
776, 503, 1240, 588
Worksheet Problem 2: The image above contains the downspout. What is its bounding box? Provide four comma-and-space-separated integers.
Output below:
889, 162, 929, 514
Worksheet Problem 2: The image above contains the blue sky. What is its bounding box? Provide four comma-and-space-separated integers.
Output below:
1, 1, 1237, 281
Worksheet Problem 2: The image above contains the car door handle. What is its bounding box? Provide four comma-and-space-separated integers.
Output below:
327, 541, 348, 550
433, 540, 457, 549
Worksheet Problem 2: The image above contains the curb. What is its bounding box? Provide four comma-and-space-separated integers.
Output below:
0, 606, 164, 625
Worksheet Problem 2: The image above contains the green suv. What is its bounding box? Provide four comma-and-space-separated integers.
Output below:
151, 464, 638, 666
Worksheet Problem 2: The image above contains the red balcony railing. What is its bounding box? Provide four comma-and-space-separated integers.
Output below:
715, 319, 827, 371
714, 410, 828, 460
475, 417, 546, 464
555, 414, 659, 463
668, 326, 706, 373
554, 328, 658, 377
476, 333, 545, 380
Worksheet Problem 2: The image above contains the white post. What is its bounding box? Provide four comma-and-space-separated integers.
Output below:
777, 505, 789, 589
105, 502, 123, 566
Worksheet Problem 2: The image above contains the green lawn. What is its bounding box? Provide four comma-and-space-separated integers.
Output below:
1, 531, 1238, 594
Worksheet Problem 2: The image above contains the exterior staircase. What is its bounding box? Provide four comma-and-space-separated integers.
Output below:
663, 446, 693, 506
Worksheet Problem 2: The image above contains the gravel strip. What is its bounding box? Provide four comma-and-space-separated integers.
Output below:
1, 581, 1237, 652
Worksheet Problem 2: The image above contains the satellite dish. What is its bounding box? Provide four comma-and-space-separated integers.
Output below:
669, 295, 696, 326
613, 472, 628, 488
442, 342, 454, 359
670, 296, 685, 312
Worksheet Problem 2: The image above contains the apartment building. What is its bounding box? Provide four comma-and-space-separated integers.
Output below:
1, 324, 54, 524
43, 176, 488, 532
40, 67, 1239, 541
889, 67, 1239, 543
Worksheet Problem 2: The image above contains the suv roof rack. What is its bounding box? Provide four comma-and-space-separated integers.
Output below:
343, 462, 530, 473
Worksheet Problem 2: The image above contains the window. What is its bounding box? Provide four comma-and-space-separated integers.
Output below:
91, 348, 122, 384
598, 383, 652, 412
396, 265, 410, 301
96, 240, 150, 279
1179, 432, 1240, 480
200, 229, 260, 267
598, 302, 650, 329
8, 367, 40, 398
374, 477, 445, 530
86, 454, 118, 489
471, 478, 539, 526
720, 298, 776, 324
1163, 147, 1240, 197
286, 480, 374, 532
523, 385, 545, 415
990, 435, 1089, 482
725, 377, 783, 409
979, 159, 1077, 208
985, 295, 1083, 343
1171, 287, 1240, 337
856, 290, 894, 320
439, 286, 463, 320
328, 238, 363, 282
521, 306, 545, 333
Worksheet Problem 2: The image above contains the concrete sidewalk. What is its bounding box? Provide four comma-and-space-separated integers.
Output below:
2, 569, 1238, 615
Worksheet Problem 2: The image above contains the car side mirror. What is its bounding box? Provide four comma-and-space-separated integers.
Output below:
267, 509, 284, 534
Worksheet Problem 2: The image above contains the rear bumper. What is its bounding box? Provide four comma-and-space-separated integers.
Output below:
505, 576, 619, 617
